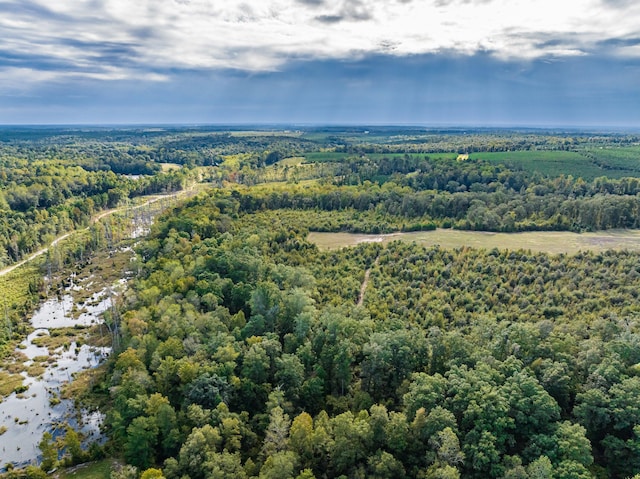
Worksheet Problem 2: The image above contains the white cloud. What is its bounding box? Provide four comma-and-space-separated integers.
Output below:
0, 0, 639, 83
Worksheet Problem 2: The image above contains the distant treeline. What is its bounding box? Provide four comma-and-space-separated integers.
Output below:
232, 160, 640, 233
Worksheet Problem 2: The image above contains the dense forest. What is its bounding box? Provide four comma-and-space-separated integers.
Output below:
92, 188, 640, 479
1, 127, 640, 479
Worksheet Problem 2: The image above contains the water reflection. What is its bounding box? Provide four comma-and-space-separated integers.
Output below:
0, 288, 114, 468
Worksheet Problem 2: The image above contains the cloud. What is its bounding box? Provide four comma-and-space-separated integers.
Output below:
600, 0, 635, 7
4, 52, 640, 126
0, 0, 639, 87
315, 15, 343, 23
315, 0, 373, 23
434, 0, 494, 6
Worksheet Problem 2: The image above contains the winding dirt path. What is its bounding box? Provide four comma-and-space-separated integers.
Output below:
357, 256, 379, 306
0, 190, 188, 278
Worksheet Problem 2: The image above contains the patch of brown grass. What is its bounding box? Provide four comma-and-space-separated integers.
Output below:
26, 363, 46, 377
0, 371, 24, 396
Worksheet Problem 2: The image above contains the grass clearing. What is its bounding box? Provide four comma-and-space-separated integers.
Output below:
159, 162, 182, 171
56, 459, 117, 479
308, 229, 640, 255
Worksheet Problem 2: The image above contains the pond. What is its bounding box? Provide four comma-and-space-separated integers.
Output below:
0, 193, 179, 469
0, 285, 116, 468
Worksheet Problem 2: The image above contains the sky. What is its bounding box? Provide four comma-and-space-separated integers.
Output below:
1, 0, 639, 127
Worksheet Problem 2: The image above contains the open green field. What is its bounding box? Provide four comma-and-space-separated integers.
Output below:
468, 149, 640, 180
308, 228, 640, 254
582, 146, 640, 175
470, 151, 601, 178
159, 162, 183, 171
56, 459, 117, 479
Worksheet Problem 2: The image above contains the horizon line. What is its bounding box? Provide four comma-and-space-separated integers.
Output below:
1, 122, 640, 133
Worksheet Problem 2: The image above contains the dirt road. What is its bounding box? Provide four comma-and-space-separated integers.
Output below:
0, 190, 187, 278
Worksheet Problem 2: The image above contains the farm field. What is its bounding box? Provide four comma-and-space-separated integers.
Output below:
471, 149, 640, 179
581, 146, 640, 174
305, 148, 640, 180
469, 151, 598, 178
308, 228, 640, 254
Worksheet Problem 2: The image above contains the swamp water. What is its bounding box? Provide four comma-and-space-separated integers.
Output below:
0, 281, 118, 468
0, 194, 174, 468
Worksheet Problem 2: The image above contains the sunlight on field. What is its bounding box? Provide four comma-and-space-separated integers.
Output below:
277, 156, 306, 166
159, 162, 182, 171
308, 229, 640, 254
